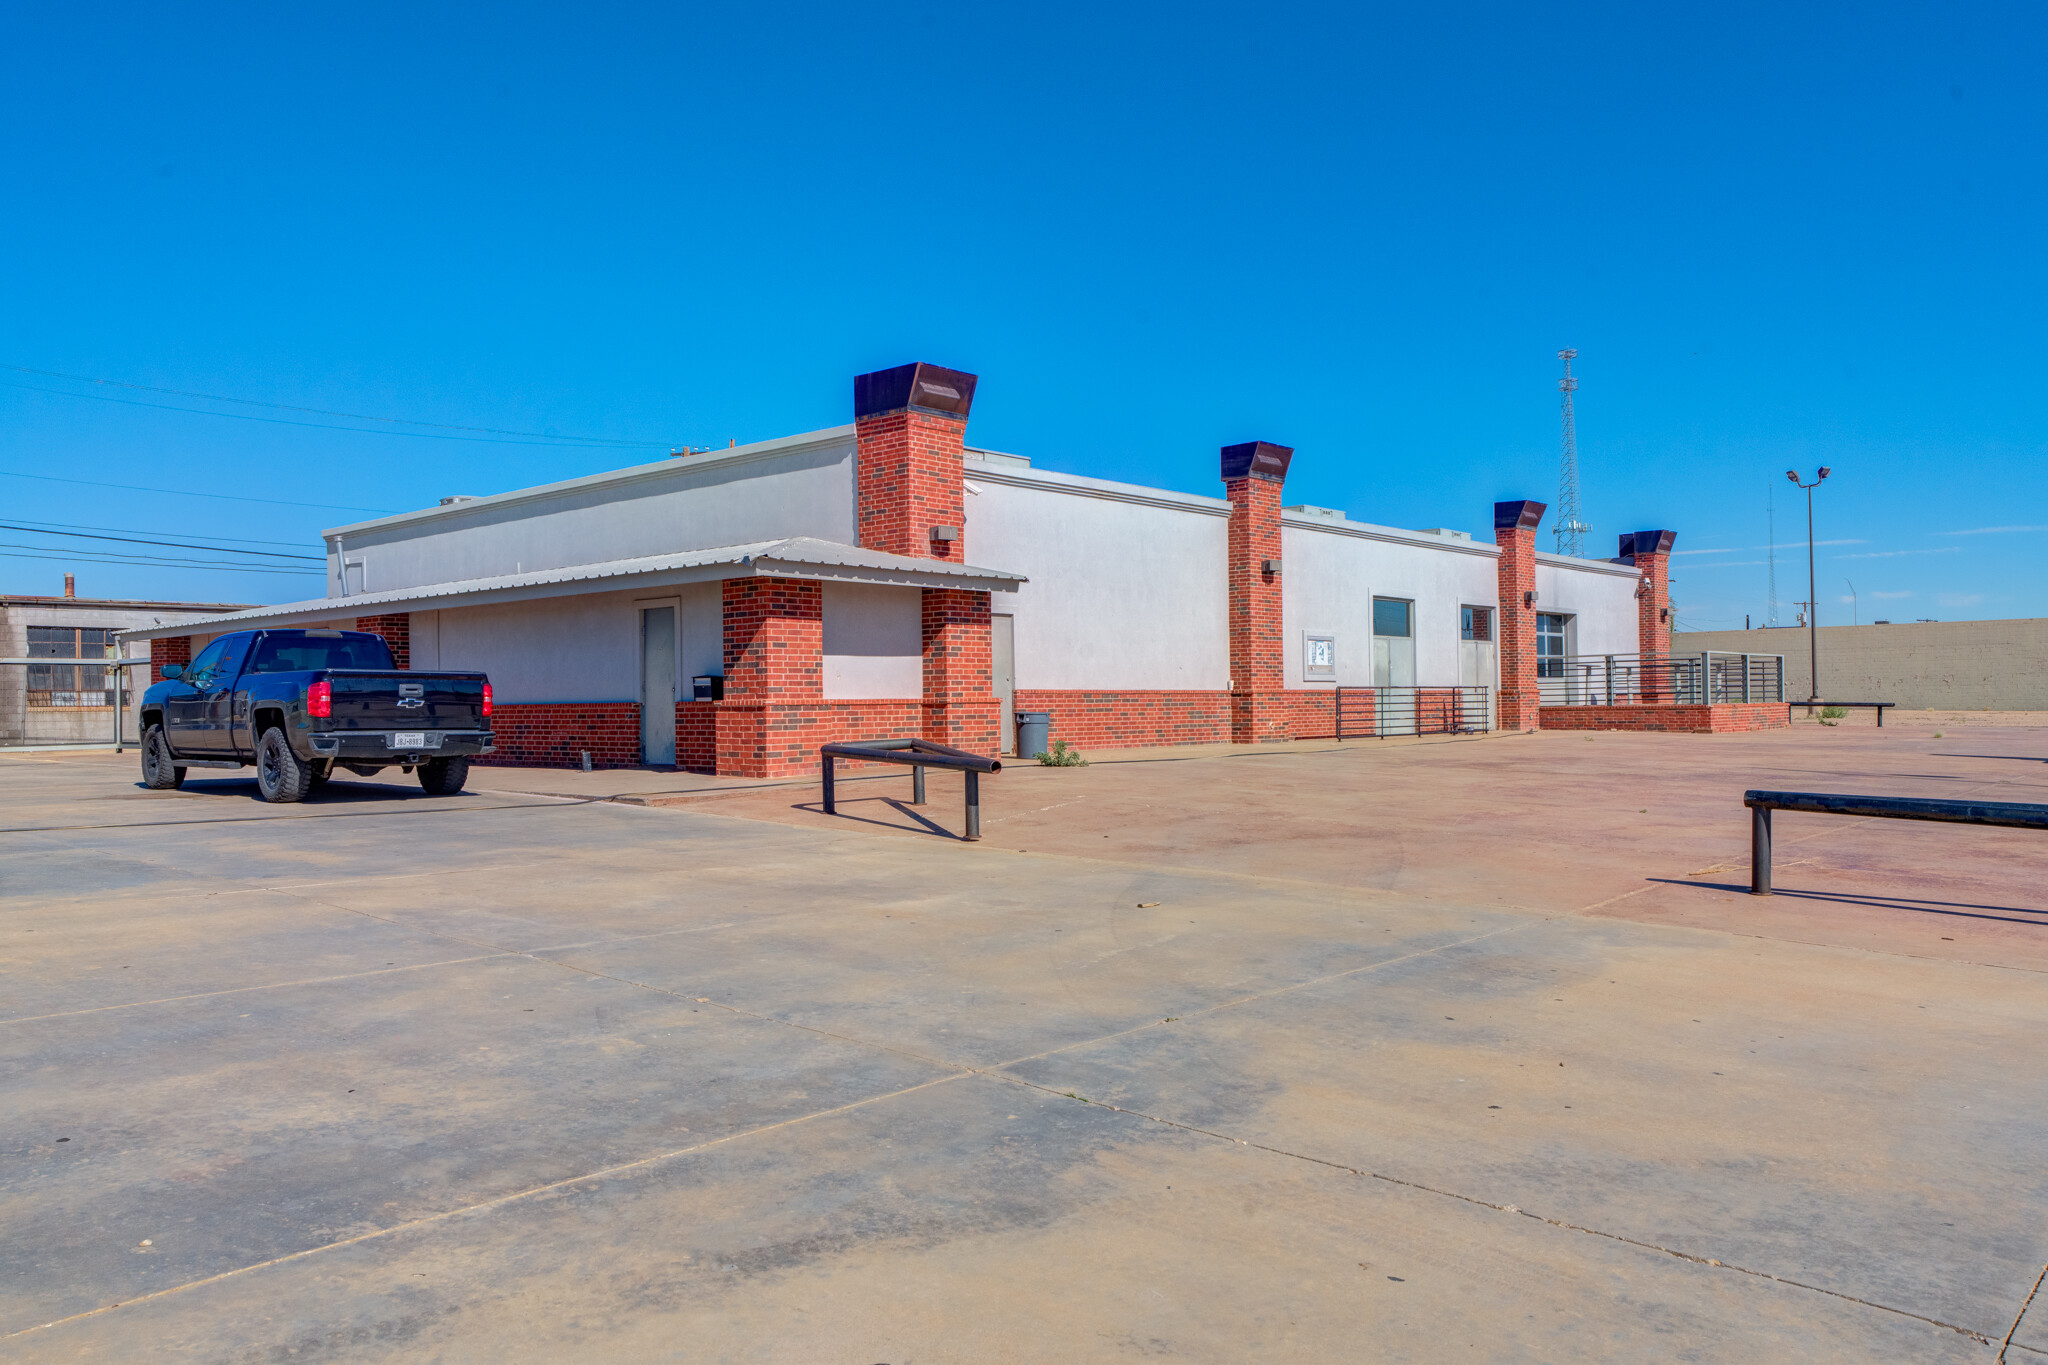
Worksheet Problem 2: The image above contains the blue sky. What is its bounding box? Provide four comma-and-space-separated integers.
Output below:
3, 3, 2042, 627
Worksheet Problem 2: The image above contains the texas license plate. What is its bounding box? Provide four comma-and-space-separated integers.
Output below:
391, 732, 428, 749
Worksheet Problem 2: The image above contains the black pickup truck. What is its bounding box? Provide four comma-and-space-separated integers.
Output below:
139, 628, 493, 802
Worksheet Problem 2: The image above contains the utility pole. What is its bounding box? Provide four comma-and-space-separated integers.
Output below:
1786, 467, 1831, 702
1553, 350, 1588, 556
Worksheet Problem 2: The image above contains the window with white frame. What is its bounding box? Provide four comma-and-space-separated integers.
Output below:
1303, 633, 1336, 682
1537, 613, 1572, 677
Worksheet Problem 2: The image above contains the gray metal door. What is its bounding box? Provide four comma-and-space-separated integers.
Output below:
641, 607, 676, 766
992, 614, 1016, 755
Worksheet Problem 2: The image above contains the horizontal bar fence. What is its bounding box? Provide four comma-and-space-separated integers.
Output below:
1335, 686, 1491, 739
820, 737, 1001, 841
0, 657, 152, 750
1538, 652, 1785, 708
1743, 788, 2048, 895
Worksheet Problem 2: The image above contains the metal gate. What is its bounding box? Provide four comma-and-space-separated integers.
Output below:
1335, 686, 1490, 738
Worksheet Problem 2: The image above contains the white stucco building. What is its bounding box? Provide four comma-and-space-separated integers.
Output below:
124, 361, 1695, 776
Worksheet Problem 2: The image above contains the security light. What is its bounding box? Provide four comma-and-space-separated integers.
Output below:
1818, 467, 1831, 480
1785, 470, 1799, 482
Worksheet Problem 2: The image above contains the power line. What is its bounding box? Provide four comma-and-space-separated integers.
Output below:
0, 547, 322, 575
3, 369, 674, 449
7, 517, 312, 549
0, 469, 394, 514
0, 523, 323, 561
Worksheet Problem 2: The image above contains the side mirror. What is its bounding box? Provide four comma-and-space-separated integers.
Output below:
160, 664, 184, 680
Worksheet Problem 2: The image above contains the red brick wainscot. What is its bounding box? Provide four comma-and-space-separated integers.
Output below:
710, 699, 928, 779
1016, 690, 1231, 751
1538, 702, 1792, 734
149, 635, 192, 685
477, 702, 641, 768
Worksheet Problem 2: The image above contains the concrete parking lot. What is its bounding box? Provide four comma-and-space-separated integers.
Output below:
4, 724, 2047, 1362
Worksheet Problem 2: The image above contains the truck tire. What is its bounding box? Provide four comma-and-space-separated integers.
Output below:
418, 756, 469, 796
254, 727, 312, 803
141, 725, 186, 790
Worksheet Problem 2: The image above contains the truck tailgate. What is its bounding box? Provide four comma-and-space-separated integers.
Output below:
325, 672, 487, 729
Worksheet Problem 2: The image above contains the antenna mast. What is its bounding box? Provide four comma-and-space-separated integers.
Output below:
1554, 349, 1588, 555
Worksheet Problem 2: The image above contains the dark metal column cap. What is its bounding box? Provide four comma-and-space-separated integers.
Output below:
1494, 500, 1547, 530
1618, 529, 1678, 558
1221, 441, 1294, 481
854, 363, 978, 419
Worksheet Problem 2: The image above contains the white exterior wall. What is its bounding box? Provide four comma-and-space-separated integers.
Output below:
432, 584, 722, 705
1281, 522, 1502, 688
968, 464, 1230, 691
1534, 555, 1640, 656
326, 430, 858, 596
822, 582, 921, 699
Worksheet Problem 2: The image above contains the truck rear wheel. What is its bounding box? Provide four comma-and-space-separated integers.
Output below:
418, 756, 469, 796
141, 725, 185, 790
255, 728, 311, 803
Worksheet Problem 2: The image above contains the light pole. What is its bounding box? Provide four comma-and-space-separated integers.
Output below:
1786, 467, 1831, 703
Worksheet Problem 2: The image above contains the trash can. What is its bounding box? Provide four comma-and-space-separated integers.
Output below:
1015, 711, 1051, 758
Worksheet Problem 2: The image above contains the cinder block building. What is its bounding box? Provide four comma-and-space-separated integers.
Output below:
2, 577, 247, 747
123, 361, 1754, 774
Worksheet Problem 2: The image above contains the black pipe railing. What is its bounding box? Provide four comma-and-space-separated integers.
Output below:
1743, 789, 2048, 895
821, 738, 1001, 841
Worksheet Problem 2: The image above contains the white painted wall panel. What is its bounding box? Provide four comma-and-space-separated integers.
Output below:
1281, 525, 1503, 688
1535, 557, 1639, 656
436, 591, 643, 703
331, 436, 858, 595
971, 477, 1230, 691
822, 582, 922, 698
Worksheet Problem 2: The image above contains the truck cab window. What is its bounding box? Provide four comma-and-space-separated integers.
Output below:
248, 634, 395, 673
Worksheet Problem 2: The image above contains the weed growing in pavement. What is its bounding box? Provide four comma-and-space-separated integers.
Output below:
1036, 739, 1088, 767
1819, 705, 1847, 726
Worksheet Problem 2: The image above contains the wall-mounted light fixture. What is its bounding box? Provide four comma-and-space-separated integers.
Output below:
930, 525, 959, 542
1523, 590, 1538, 608
1263, 558, 1283, 574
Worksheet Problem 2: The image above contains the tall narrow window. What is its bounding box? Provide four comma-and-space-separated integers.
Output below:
1372, 597, 1415, 687
1537, 613, 1571, 678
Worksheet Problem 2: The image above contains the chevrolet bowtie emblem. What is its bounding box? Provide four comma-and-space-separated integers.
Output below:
397, 697, 425, 709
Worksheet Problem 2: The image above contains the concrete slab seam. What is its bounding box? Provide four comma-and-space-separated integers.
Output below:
984, 1071, 1999, 1348
0, 1073, 974, 1347
0, 794, 594, 835
2002, 1260, 2048, 1362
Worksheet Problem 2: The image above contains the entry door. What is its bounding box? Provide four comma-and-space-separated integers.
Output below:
640, 607, 677, 766
992, 615, 1016, 755
1458, 606, 1496, 730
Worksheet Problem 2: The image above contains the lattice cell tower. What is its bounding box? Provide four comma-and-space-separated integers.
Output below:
1553, 348, 1589, 556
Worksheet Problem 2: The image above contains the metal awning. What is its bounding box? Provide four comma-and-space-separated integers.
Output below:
118, 537, 1027, 642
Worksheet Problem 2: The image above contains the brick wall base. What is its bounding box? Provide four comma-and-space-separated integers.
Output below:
149, 636, 192, 686
713, 699, 928, 779
1015, 690, 1231, 750
477, 702, 641, 768
1538, 702, 1793, 734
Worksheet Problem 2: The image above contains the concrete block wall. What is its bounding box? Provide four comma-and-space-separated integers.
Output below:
1674, 619, 2048, 710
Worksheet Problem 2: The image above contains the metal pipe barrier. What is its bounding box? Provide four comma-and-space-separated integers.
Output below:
1800, 701, 1895, 726
821, 738, 1001, 841
0, 657, 152, 750
1743, 789, 2048, 895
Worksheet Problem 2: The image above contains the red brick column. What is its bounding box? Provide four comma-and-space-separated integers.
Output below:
1494, 500, 1546, 731
1224, 441, 1294, 743
922, 587, 998, 753
1620, 530, 1676, 702
716, 577, 823, 778
854, 362, 977, 562
353, 613, 410, 669
149, 635, 192, 685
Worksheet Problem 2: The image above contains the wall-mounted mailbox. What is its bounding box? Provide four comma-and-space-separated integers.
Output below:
691, 675, 725, 701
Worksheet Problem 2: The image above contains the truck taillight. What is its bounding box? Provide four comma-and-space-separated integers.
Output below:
307, 680, 332, 718
481, 682, 492, 717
